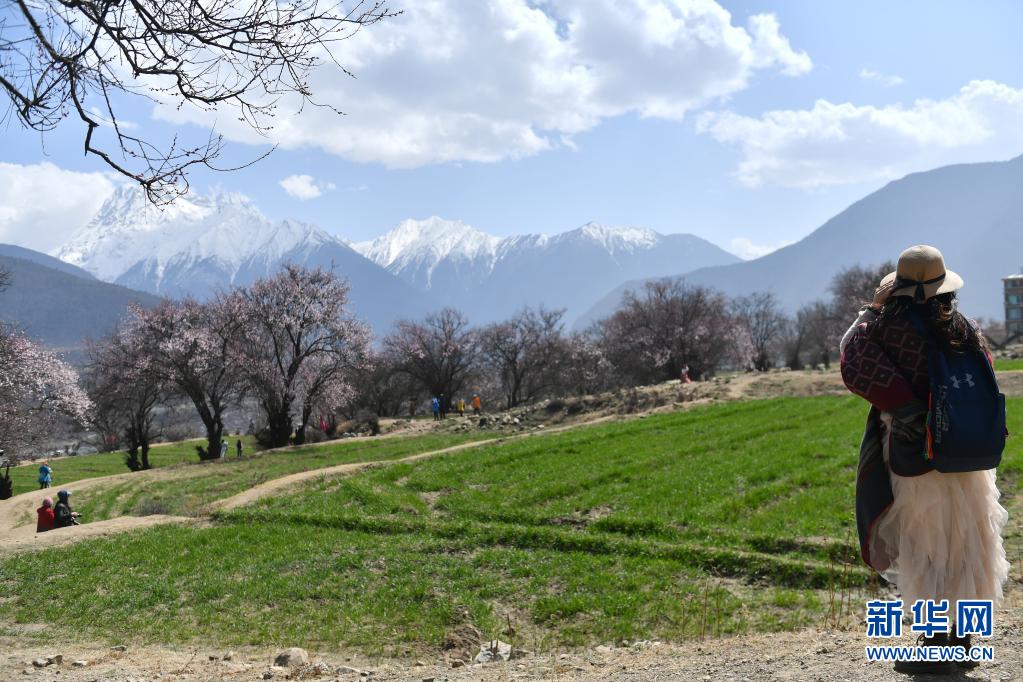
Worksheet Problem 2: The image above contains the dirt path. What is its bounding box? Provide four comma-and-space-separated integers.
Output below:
0, 416, 613, 554
5, 369, 1019, 557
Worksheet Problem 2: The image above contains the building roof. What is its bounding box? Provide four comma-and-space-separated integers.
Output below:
1004, 274, 1023, 281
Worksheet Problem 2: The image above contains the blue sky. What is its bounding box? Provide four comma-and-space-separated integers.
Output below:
2, 0, 1022, 257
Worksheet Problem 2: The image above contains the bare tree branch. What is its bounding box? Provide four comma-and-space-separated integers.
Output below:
1, 0, 397, 203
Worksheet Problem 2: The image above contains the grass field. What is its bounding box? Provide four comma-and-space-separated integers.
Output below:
1, 396, 1020, 654
6, 436, 262, 495
996, 358, 1023, 372
75, 430, 497, 520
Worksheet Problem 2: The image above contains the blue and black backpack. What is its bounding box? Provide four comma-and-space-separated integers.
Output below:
908, 307, 1006, 472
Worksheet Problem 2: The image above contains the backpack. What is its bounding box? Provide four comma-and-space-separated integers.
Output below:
908, 308, 1006, 472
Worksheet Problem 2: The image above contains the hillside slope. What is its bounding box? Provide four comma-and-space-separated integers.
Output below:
0, 253, 161, 353
582, 156, 1023, 325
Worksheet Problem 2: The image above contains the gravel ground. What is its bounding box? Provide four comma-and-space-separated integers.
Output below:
2, 594, 1019, 682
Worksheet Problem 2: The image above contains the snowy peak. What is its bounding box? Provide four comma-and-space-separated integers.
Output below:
354, 217, 501, 268
557, 222, 661, 253
56, 186, 346, 284
353, 217, 503, 288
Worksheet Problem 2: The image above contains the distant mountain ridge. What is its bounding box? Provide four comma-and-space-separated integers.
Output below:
0, 244, 95, 280
354, 218, 741, 322
53, 189, 741, 330
0, 250, 161, 355
580, 155, 1023, 326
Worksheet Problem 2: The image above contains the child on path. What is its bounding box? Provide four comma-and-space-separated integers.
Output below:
38, 461, 52, 489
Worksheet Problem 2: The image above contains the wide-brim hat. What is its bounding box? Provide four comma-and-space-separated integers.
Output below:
879, 245, 964, 303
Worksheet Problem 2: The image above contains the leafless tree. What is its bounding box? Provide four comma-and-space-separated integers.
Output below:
2, 0, 395, 202
480, 307, 569, 409
346, 352, 420, 418
384, 308, 480, 403
597, 278, 739, 384
829, 261, 895, 323
795, 300, 839, 369
731, 292, 785, 371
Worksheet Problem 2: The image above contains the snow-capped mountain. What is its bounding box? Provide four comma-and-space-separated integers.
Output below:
356, 217, 741, 322
56, 186, 428, 331
59, 186, 336, 291
354, 217, 501, 291
52, 188, 738, 331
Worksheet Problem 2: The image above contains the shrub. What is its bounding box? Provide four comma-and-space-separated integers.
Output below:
354, 409, 381, 436
545, 398, 566, 414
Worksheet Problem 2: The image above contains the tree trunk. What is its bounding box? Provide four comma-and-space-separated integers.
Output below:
200, 424, 224, 461
125, 446, 140, 471
0, 465, 12, 500
140, 441, 151, 470
262, 409, 292, 448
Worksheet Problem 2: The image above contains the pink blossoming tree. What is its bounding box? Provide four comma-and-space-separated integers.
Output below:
86, 321, 168, 471
235, 266, 371, 447
126, 297, 245, 461
0, 329, 91, 498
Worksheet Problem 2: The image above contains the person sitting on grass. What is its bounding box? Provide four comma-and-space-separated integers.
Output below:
53, 490, 80, 529
36, 497, 54, 533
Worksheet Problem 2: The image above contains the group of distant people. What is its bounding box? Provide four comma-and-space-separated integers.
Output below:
429, 393, 482, 420
219, 438, 244, 459
36, 489, 80, 533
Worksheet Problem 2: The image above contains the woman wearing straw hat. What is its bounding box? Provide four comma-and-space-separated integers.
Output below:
840, 245, 1009, 675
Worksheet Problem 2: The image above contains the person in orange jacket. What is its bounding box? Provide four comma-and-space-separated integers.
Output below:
471, 394, 482, 416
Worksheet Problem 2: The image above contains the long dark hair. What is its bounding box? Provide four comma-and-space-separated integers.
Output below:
874, 292, 986, 354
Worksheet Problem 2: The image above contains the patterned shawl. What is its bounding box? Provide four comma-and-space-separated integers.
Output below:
840, 310, 932, 571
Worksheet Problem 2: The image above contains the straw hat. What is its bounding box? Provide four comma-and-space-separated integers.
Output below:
879, 245, 964, 303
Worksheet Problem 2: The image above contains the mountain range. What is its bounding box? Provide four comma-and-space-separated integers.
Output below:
48, 187, 739, 333
581, 155, 1023, 326
56, 186, 428, 333
2, 155, 1020, 354
353, 218, 740, 322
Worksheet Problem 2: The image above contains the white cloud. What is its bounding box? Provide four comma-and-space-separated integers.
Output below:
859, 68, 904, 87
279, 174, 336, 200
696, 80, 1023, 188
155, 0, 810, 168
0, 162, 116, 253
729, 237, 793, 260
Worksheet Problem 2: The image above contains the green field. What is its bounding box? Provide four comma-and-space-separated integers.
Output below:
1, 396, 1019, 654
6, 435, 262, 495
75, 430, 497, 520
996, 357, 1023, 372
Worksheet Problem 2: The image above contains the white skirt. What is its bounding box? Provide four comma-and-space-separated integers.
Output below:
869, 415, 1010, 609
